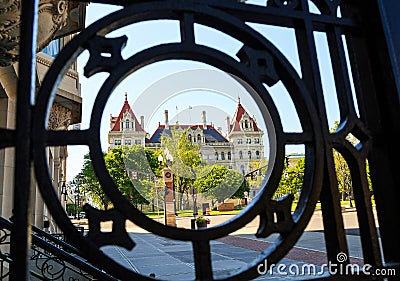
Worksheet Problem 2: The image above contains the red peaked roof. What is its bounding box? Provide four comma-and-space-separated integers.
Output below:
110, 94, 144, 132
230, 98, 260, 132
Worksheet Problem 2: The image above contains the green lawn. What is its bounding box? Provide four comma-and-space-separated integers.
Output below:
144, 209, 242, 218
143, 199, 373, 218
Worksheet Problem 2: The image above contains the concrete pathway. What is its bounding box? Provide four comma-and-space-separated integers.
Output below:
95, 208, 375, 280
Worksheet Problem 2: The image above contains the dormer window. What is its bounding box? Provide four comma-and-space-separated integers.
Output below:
126, 119, 130, 129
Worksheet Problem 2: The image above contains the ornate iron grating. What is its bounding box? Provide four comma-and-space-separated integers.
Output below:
2, 0, 399, 280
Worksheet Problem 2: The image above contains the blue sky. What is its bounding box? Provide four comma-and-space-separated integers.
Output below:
66, 2, 345, 181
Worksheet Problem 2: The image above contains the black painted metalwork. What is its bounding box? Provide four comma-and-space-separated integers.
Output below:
0, 217, 117, 280
1, 0, 399, 280
9, 0, 38, 279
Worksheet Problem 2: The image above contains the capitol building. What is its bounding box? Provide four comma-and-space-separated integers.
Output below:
108, 94, 265, 175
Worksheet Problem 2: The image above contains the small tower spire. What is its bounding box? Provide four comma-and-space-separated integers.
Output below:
125, 92, 128, 102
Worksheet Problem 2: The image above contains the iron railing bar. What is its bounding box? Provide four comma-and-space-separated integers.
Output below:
180, 12, 195, 45
349, 159, 382, 266
294, 0, 350, 264
9, 0, 38, 279
331, 141, 382, 266
31, 224, 81, 255
1, 217, 117, 280
193, 240, 213, 281
29, 270, 48, 281
341, 1, 400, 264
0, 128, 15, 149
44, 129, 91, 146
206, 1, 359, 31
72, 0, 360, 31
31, 234, 118, 281
326, 27, 358, 121
283, 132, 314, 144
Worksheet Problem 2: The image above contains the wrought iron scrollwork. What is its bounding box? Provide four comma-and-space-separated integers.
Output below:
20, 0, 398, 279
31, 2, 324, 279
83, 35, 128, 77
84, 204, 135, 249
256, 194, 295, 238
0, 227, 11, 280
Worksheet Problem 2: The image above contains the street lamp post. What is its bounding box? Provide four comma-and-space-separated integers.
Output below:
58, 179, 68, 202
71, 178, 83, 219
192, 187, 198, 216
190, 168, 197, 217
61, 181, 67, 202
75, 187, 80, 219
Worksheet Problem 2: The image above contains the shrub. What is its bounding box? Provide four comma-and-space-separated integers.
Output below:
196, 216, 210, 224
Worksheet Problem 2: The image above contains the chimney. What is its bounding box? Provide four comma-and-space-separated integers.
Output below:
140, 116, 144, 129
202, 110, 207, 129
226, 116, 231, 133
164, 110, 169, 129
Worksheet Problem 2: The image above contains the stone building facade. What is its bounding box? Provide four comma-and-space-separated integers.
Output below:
108, 96, 265, 175
0, 1, 86, 230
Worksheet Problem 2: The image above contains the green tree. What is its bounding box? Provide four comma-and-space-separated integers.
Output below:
247, 159, 269, 190
74, 153, 111, 210
160, 127, 202, 210
274, 157, 304, 199
194, 165, 243, 203
73, 145, 161, 210
331, 121, 372, 203
107, 145, 156, 206
330, 121, 360, 203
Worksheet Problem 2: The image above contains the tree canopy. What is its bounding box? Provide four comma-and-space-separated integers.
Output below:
194, 165, 244, 203
73, 145, 160, 210
73, 153, 111, 210
160, 127, 202, 209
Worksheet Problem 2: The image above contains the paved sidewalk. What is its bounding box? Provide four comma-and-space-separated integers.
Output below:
99, 210, 369, 280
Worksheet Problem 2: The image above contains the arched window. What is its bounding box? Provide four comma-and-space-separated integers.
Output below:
197, 134, 201, 143
256, 151, 260, 159
239, 151, 243, 159
221, 152, 225, 160
188, 134, 192, 142
245, 120, 248, 128
248, 151, 251, 159
126, 119, 130, 129
227, 152, 231, 160
215, 152, 218, 160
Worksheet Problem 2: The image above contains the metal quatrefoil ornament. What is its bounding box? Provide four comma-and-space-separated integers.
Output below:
32, 2, 323, 280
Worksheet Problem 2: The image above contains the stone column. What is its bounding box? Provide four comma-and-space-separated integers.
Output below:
34, 182, 45, 229
0, 66, 17, 220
